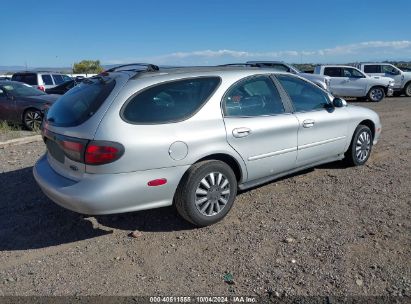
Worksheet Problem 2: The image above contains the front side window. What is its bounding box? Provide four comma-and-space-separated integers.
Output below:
343, 68, 364, 78
323, 67, 342, 77
52, 74, 65, 85
364, 65, 381, 73
62, 75, 72, 82
223, 76, 285, 117
122, 77, 220, 124
41, 75, 53, 85
381, 65, 399, 75
276, 74, 330, 112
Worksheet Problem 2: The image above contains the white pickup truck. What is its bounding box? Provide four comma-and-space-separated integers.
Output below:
314, 65, 394, 102
356, 63, 411, 97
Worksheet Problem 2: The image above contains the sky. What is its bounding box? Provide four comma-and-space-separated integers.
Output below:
1, 0, 411, 68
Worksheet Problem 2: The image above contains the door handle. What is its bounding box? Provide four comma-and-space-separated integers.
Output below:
302, 119, 315, 128
232, 127, 251, 138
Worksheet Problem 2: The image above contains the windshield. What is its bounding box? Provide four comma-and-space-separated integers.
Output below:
46, 77, 116, 127
1, 82, 46, 96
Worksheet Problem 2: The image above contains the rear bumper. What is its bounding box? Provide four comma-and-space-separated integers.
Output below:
33, 154, 189, 215
387, 87, 394, 96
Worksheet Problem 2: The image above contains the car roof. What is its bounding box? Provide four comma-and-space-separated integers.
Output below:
129, 66, 285, 81
12, 71, 67, 75
246, 61, 286, 64
319, 65, 357, 68
359, 62, 391, 65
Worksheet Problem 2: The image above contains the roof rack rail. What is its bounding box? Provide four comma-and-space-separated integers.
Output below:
105, 63, 160, 73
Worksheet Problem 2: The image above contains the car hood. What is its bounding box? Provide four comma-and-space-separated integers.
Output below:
19, 94, 60, 104
401, 71, 411, 80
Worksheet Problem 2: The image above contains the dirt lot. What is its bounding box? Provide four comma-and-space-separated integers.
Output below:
0, 97, 410, 298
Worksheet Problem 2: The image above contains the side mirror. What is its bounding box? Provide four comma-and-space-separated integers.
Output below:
333, 97, 346, 108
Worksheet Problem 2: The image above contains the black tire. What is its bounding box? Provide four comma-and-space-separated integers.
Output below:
404, 82, 411, 97
367, 86, 385, 102
23, 109, 42, 131
174, 160, 237, 227
345, 125, 373, 166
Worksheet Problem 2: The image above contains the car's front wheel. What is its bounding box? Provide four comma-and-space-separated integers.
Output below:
23, 109, 42, 131
175, 160, 237, 227
367, 87, 385, 102
404, 82, 411, 97
345, 125, 373, 166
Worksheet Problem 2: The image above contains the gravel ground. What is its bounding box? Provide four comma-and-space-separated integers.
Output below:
0, 97, 410, 299
0, 128, 37, 142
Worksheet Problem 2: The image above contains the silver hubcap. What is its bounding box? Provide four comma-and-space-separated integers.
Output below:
370, 88, 383, 101
195, 172, 231, 216
356, 131, 371, 162
406, 84, 411, 96
25, 111, 42, 130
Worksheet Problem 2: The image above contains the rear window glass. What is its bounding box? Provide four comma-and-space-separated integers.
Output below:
42, 74, 53, 85
11, 73, 38, 85
46, 77, 116, 127
364, 65, 380, 73
323, 67, 342, 77
122, 77, 220, 124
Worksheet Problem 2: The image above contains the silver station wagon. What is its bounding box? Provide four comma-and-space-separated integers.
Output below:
34, 64, 381, 226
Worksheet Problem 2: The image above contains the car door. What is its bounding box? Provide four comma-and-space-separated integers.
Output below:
0, 87, 17, 121
222, 75, 299, 182
323, 67, 347, 96
275, 74, 350, 166
342, 67, 368, 97
381, 64, 403, 89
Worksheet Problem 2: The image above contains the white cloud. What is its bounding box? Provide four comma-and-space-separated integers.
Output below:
105, 40, 411, 65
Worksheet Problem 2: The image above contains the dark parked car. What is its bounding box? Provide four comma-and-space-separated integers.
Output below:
0, 81, 60, 130
45, 79, 82, 95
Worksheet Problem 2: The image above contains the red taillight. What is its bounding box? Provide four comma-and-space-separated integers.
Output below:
85, 142, 124, 165
147, 179, 167, 186
37, 85, 45, 91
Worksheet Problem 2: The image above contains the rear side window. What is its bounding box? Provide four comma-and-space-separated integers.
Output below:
277, 74, 330, 112
364, 65, 381, 73
11, 73, 38, 85
46, 77, 116, 127
122, 77, 220, 124
223, 76, 285, 117
323, 67, 342, 77
41, 75, 53, 85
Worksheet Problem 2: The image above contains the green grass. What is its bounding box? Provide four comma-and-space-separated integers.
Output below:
0, 120, 19, 133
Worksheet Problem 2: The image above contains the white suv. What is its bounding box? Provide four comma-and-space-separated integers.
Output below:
11, 72, 72, 92
357, 63, 411, 97
314, 65, 394, 102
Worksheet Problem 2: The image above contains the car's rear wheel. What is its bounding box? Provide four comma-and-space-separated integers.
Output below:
404, 82, 411, 97
174, 160, 237, 227
367, 87, 385, 102
23, 109, 42, 131
345, 125, 373, 166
